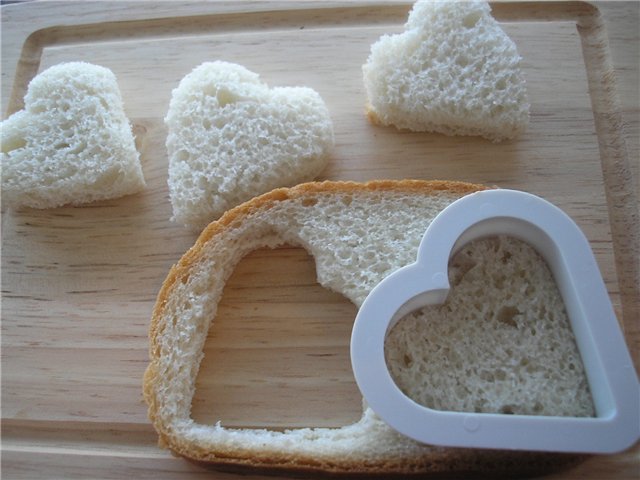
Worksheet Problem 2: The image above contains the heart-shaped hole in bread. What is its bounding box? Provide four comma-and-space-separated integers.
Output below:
191, 245, 361, 429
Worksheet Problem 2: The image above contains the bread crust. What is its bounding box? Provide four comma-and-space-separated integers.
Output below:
147, 179, 486, 353
144, 179, 586, 477
187, 450, 587, 479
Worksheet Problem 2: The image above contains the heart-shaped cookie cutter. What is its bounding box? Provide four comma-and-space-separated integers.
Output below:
350, 189, 639, 453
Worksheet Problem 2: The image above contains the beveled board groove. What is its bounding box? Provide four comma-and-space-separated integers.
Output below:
1, 1, 638, 478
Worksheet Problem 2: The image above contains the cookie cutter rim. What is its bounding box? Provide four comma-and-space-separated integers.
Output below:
350, 189, 639, 453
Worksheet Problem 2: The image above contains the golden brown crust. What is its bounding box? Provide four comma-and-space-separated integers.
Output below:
143, 179, 585, 477
186, 450, 588, 479
365, 105, 381, 125
146, 180, 486, 359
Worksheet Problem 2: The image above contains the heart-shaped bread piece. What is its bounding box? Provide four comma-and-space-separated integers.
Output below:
363, 0, 529, 141
1, 62, 145, 209
165, 61, 334, 229
386, 235, 595, 418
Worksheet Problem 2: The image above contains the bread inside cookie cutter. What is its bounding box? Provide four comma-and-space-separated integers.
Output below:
350, 189, 639, 453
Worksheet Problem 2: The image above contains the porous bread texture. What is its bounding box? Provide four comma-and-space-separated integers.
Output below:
386, 235, 595, 417
165, 61, 334, 229
362, 0, 530, 142
144, 180, 590, 476
1, 62, 144, 208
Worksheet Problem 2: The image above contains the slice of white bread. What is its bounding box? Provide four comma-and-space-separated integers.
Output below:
362, 0, 530, 142
144, 180, 591, 477
1, 62, 144, 208
165, 61, 334, 230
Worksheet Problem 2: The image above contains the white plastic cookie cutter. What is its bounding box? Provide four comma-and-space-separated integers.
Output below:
350, 189, 639, 453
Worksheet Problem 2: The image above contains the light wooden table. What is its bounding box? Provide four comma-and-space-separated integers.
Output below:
2, 1, 638, 478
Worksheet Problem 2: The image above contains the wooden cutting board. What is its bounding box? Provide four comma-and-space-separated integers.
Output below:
2, 1, 638, 478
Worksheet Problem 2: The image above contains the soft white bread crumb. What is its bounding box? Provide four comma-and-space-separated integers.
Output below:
144, 180, 592, 476
1, 62, 144, 208
363, 0, 530, 141
165, 61, 334, 229
386, 235, 594, 417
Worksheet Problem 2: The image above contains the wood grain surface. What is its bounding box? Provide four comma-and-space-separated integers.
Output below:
1, 1, 638, 478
